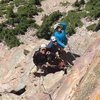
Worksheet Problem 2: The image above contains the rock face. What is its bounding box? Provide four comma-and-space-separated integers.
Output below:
34, 0, 75, 25
0, 32, 99, 100
72, 61, 100, 100
39, 36, 100, 100
0, 0, 100, 99
0, 28, 100, 100
0, 48, 25, 80
0, 39, 48, 91
68, 27, 99, 55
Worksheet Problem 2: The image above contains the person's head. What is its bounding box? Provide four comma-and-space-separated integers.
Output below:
39, 44, 47, 54
50, 36, 57, 45
56, 25, 62, 32
54, 23, 62, 32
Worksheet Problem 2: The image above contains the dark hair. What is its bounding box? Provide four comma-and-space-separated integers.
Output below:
56, 25, 62, 30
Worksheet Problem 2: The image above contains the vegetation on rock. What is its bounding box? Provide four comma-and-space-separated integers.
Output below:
62, 10, 87, 35
86, 21, 100, 32
85, 0, 100, 19
0, 0, 42, 48
73, 0, 85, 8
62, 0, 100, 35
36, 11, 62, 39
0, 0, 100, 48
86, 24, 97, 31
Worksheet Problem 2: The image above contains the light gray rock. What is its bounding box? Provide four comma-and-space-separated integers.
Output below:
14, 51, 35, 91
0, 93, 19, 100
0, 48, 25, 80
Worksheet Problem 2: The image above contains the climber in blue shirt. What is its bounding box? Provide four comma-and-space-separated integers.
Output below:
52, 22, 67, 48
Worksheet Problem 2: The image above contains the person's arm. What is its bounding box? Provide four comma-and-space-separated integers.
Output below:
59, 22, 67, 31
53, 32, 65, 48
57, 38, 65, 48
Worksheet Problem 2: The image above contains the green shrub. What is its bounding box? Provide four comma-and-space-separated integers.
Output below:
6, 6, 16, 18
31, 23, 40, 29
0, 24, 4, 32
5, 33, 21, 48
37, 8, 43, 12
13, 0, 26, 6
86, 24, 96, 31
5, 18, 20, 26
0, 3, 8, 16
12, 18, 35, 35
88, 10, 100, 19
17, 5, 38, 18
0, 0, 13, 4
80, 0, 85, 5
28, 0, 41, 5
86, 21, 100, 32
0, 0, 42, 48
62, 10, 86, 35
85, 0, 100, 19
0, 29, 21, 48
74, 0, 80, 7
95, 21, 100, 31
13, 0, 41, 7
73, 0, 85, 7
36, 11, 62, 39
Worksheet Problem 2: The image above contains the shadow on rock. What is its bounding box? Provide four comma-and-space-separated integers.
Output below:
34, 67, 62, 77
59, 51, 80, 65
